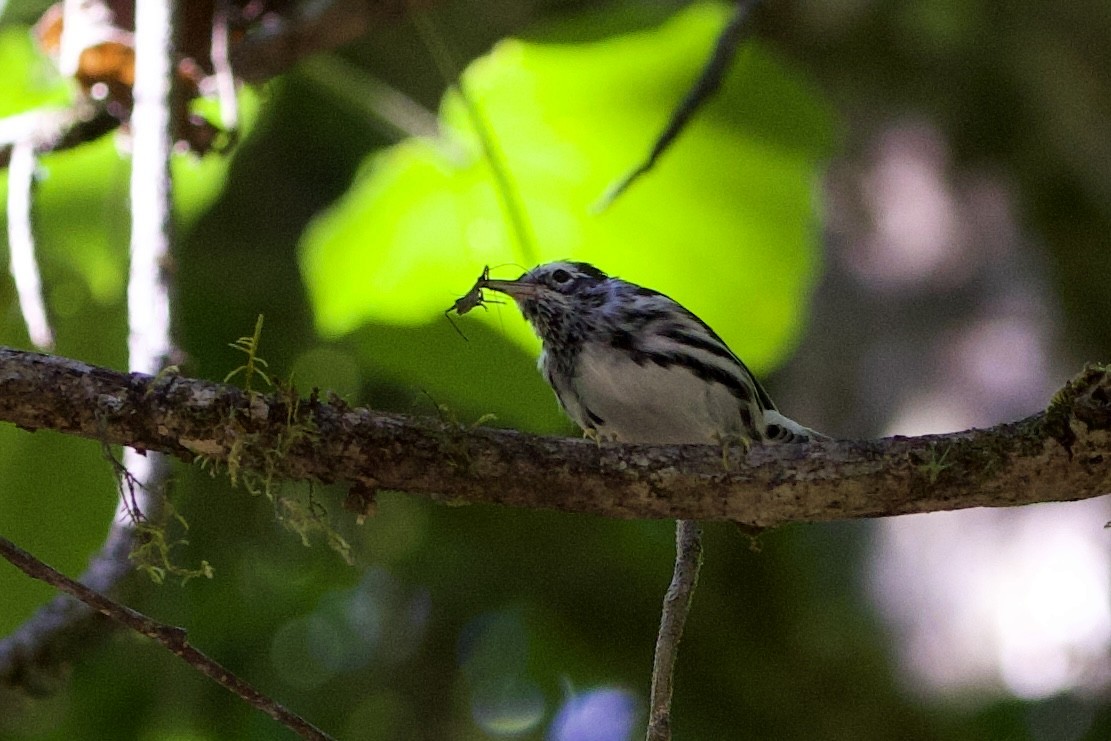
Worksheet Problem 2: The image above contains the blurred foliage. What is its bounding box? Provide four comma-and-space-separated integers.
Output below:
0, 26, 69, 114
0, 25, 129, 642
0, 25, 259, 637
300, 2, 831, 432
773, 0, 1111, 355
0, 1, 1108, 741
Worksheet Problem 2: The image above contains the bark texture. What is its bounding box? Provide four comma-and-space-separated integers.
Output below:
1, 347, 1109, 525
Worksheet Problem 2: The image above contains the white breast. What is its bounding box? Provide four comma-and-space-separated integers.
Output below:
563, 343, 754, 444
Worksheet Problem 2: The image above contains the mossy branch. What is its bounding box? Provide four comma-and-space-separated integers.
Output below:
0, 347, 1109, 525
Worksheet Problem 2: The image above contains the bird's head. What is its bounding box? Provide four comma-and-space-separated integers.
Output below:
483, 261, 611, 343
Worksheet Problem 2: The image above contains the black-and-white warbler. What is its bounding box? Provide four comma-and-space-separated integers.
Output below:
482, 261, 821, 445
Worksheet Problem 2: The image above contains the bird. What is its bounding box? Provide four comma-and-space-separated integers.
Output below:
479, 260, 821, 732
481, 260, 822, 446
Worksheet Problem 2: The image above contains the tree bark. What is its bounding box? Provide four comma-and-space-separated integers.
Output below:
1, 348, 1108, 524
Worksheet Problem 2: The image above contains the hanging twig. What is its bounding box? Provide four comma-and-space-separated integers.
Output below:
409, 5, 539, 267
5, 139, 55, 349
596, 0, 763, 210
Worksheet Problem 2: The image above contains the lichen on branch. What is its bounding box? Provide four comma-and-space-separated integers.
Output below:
0, 347, 1108, 525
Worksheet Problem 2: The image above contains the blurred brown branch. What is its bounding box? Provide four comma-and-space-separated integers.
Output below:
0, 0, 430, 166
228, 0, 416, 84
0, 104, 119, 168
0, 347, 1108, 525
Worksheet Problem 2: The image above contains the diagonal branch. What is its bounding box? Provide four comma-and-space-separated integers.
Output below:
0, 534, 334, 740
0, 347, 1108, 524
597, 0, 762, 209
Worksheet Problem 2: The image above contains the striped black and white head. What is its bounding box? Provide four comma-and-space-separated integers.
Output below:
482, 261, 615, 352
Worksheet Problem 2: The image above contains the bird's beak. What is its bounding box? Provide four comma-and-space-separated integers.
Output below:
482, 278, 539, 299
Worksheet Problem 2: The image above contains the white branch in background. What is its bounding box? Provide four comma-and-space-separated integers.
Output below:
129, 0, 175, 378
120, 0, 177, 523
209, 0, 240, 133
0, 0, 181, 692
5, 139, 55, 350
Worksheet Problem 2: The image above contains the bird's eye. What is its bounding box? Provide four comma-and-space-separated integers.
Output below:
551, 269, 572, 284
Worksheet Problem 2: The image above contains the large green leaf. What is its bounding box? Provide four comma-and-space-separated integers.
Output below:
300, 2, 833, 389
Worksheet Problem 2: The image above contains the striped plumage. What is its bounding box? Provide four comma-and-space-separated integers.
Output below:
484, 261, 820, 445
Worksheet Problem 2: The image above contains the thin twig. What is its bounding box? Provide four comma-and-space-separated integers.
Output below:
409, 6, 539, 266
596, 0, 762, 210
0, 535, 334, 741
5, 138, 54, 349
646, 520, 703, 741
299, 55, 441, 141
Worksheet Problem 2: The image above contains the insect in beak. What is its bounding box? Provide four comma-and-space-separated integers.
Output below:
444, 265, 501, 340
444, 267, 538, 340
449, 266, 493, 317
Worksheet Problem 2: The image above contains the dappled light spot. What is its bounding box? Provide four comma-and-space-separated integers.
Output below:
459, 610, 546, 736
548, 687, 639, 741
869, 501, 1111, 700
271, 567, 430, 688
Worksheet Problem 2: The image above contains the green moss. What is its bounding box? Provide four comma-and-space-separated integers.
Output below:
916, 443, 953, 485
201, 318, 353, 566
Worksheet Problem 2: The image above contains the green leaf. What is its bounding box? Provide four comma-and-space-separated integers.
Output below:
299, 1, 835, 424
0, 26, 70, 117
300, 3, 834, 358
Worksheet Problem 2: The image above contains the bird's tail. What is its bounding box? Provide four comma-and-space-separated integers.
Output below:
762, 410, 828, 443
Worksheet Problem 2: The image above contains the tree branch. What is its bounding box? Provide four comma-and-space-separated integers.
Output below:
0, 104, 120, 170
596, 0, 762, 209
0, 534, 334, 741
0, 347, 1108, 523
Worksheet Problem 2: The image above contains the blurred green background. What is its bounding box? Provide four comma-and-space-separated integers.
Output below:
1, 0, 1110, 739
